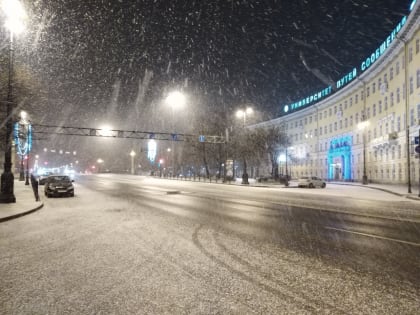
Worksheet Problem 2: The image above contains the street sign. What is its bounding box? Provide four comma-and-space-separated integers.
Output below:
198, 135, 206, 142
416, 136, 420, 144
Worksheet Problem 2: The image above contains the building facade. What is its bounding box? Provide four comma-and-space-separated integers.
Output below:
256, 1, 420, 185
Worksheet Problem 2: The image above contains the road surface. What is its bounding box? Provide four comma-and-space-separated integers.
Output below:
1, 174, 419, 314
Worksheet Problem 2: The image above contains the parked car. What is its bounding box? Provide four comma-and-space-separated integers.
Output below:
298, 176, 326, 188
44, 175, 75, 197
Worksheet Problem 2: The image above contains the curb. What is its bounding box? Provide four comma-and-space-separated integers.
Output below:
328, 182, 419, 199
0, 202, 44, 223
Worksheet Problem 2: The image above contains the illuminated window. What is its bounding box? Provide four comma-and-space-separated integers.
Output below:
410, 109, 415, 126
417, 104, 420, 120
417, 69, 420, 88
403, 83, 406, 99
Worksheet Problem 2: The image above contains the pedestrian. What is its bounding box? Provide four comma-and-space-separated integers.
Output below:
30, 173, 40, 201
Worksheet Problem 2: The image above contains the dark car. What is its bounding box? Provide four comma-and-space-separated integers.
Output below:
38, 172, 54, 185
44, 175, 74, 197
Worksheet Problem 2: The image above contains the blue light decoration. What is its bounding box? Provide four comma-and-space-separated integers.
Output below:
410, 0, 417, 11
147, 139, 157, 163
282, 3, 413, 115
14, 122, 32, 157
327, 136, 352, 181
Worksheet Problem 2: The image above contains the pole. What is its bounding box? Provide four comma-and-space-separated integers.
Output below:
0, 32, 16, 203
131, 155, 134, 175
402, 39, 412, 193
418, 129, 420, 197
285, 147, 289, 187
241, 113, 249, 184
362, 129, 368, 184
25, 155, 29, 185
19, 156, 24, 181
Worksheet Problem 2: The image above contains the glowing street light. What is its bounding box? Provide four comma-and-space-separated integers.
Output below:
98, 125, 113, 137
0, 0, 26, 203
165, 91, 186, 110
236, 107, 253, 127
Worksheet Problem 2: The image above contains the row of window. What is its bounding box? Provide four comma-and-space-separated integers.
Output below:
287, 53, 420, 131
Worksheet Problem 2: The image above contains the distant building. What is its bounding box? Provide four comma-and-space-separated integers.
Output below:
254, 1, 420, 185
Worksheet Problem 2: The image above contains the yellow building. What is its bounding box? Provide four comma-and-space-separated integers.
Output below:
257, 0, 420, 186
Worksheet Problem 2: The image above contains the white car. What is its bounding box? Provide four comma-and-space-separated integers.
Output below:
298, 176, 326, 188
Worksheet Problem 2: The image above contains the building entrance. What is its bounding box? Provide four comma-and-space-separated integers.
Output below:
328, 136, 352, 181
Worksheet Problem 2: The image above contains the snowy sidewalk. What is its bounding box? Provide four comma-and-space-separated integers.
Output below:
0, 180, 43, 222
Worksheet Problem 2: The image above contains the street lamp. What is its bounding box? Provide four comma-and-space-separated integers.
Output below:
235, 107, 253, 184
165, 91, 186, 175
0, 0, 26, 203
97, 158, 104, 173
358, 120, 369, 185
236, 107, 253, 127
129, 150, 136, 175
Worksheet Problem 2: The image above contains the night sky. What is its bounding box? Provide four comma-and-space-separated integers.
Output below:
18, 0, 410, 121
1, 0, 413, 168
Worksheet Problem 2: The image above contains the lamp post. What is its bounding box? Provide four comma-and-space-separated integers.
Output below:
25, 155, 29, 185
236, 107, 253, 184
97, 159, 104, 173
130, 150, 136, 175
0, 0, 26, 203
165, 91, 186, 176
358, 120, 369, 185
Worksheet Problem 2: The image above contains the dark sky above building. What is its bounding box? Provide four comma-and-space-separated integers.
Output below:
14, 0, 412, 127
